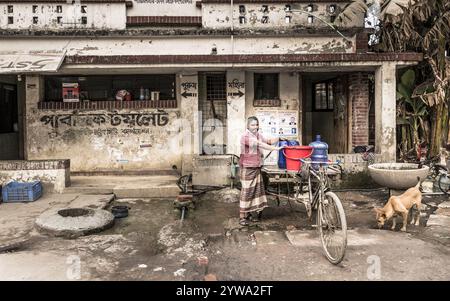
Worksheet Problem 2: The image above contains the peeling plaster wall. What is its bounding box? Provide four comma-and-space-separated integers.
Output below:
27, 108, 184, 172
245, 71, 300, 138
0, 3, 126, 30
226, 71, 246, 156
24, 75, 193, 172
179, 73, 199, 174
128, 0, 200, 16
203, 3, 364, 29
0, 36, 355, 56
375, 62, 396, 162
0, 169, 69, 193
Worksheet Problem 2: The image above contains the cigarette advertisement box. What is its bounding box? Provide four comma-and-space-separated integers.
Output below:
62, 83, 80, 102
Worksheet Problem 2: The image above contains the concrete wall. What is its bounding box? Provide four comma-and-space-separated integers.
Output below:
179, 72, 199, 174
0, 168, 69, 193
245, 71, 300, 138
128, 0, 200, 16
0, 160, 70, 193
24, 75, 195, 172
226, 71, 246, 156
0, 36, 355, 57
0, 3, 126, 30
203, 3, 364, 29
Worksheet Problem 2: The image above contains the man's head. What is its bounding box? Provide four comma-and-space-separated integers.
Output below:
247, 116, 259, 134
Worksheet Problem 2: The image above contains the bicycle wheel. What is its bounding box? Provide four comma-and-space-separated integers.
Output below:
317, 191, 347, 264
438, 174, 450, 195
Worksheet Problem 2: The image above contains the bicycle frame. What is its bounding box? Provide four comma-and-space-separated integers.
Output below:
295, 160, 341, 218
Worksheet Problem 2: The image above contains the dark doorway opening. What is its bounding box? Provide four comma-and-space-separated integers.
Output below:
0, 81, 20, 159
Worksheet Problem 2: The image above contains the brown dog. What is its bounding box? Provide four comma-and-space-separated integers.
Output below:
374, 179, 422, 232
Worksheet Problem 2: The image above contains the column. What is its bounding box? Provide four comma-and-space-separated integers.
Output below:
24, 75, 43, 160
375, 63, 397, 162
226, 71, 246, 155
179, 73, 199, 175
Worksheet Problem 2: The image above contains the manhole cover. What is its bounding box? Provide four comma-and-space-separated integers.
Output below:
35, 208, 114, 238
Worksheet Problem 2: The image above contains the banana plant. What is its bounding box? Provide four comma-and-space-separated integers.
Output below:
396, 69, 429, 159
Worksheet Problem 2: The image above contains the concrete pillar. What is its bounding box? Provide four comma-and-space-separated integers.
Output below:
24, 75, 43, 160
179, 73, 199, 175
226, 71, 246, 155
375, 63, 397, 162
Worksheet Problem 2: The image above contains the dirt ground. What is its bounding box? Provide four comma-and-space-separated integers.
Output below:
0, 188, 449, 281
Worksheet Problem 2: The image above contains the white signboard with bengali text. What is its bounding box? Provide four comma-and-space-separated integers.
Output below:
0, 53, 65, 74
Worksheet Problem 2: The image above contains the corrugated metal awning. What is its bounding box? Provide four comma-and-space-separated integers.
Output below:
0, 52, 65, 74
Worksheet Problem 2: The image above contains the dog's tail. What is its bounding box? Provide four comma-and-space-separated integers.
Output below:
415, 176, 421, 189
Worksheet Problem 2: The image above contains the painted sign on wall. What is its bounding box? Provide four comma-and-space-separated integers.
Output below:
40, 111, 170, 128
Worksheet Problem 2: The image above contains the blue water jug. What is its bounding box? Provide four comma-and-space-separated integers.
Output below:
278, 140, 299, 169
309, 135, 328, 169
277, 140, 289, 169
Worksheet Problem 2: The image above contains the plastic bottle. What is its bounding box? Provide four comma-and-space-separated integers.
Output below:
309, 135, 328, 169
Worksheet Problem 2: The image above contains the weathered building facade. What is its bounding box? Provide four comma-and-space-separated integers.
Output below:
0, 0, 421, 181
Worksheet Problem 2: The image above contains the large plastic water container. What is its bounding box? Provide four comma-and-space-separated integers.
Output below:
309, 135, 328, 169
278, 140, 300, 169
277, 140, 289, 169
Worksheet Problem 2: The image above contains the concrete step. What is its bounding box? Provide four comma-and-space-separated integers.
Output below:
71, 169, 179, 176
63, 175, 181, 198
62, 187, 114, 195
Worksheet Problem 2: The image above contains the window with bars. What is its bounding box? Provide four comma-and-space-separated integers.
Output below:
313, 80, 335, 111
206, 74, 226, 101
254, 73, 279, 100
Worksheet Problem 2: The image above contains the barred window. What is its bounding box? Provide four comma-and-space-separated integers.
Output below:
313, 81, 335, 111
254, 73, 279, 100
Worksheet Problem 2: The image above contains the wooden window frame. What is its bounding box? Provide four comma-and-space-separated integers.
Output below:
313, 79, 335, 112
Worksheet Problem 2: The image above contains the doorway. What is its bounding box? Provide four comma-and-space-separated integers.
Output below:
0, 80, 20, 160
198, 72, 228, 155
302, 74, 349, 153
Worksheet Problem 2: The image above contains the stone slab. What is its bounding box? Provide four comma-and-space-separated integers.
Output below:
438, 201, 450, 209
286, 229, 397, 247
426, 214, 450, 228
254, 231, 288, 245
68, 194, 115, 210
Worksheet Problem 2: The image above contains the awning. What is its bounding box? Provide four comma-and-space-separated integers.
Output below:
0, 52, 65, 74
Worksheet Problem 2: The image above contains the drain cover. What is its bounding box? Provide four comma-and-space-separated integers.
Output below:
35, 208, 114, 238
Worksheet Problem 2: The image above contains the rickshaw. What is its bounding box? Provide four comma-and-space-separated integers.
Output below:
261, 156, 347, 265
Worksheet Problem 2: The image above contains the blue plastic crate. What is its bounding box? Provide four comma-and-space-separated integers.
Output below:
2, 181, 43, 203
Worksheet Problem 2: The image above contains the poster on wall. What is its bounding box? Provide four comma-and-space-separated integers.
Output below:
255, 110, 299, 165
62, 83, 80, 102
